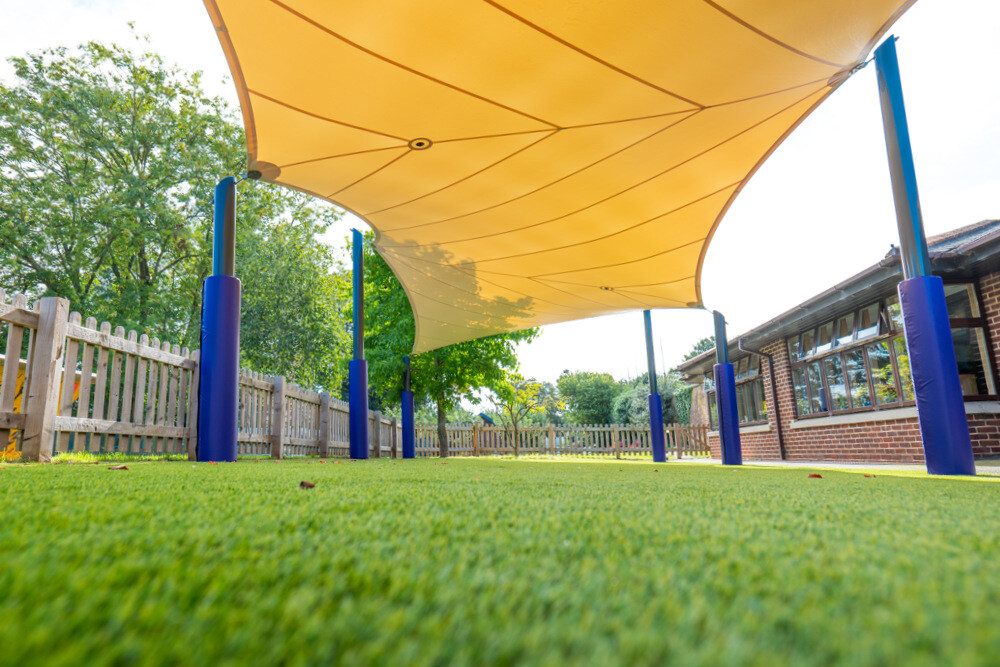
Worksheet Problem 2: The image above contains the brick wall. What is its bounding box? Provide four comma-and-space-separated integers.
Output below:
706, 269, 1000, 463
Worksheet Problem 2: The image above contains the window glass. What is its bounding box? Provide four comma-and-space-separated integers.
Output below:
708, 391, 717, 428
801, 329, 816, 358
815, 321, 834, 355
885, 295, 904, 331
846, 349, 871, 408
824, 355, 850, 411
892, 337, 915, 401
944, 284, 979, 318
857, 303, 880, 340
735, 384, 746, 422
756, 380, 768, 420
868, 341, 898, 405
737, 358, 749, 379
835, 313, 855, 347
952, 327, 996, 396
742, 384, 759, 424
807, 361, 827, 413
792, 368, 810, 416
787, 336, 801, 361
748, 355, 760, 377
703, 375, 715, 392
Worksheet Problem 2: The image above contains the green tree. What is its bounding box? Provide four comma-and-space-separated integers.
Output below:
490, 374, 547, 456
361, 236, 537, 455
237, 212, 349, 391
557, 370, 621, 424
611, 372, 682, 424
684, 337, 716, 361
0, 40, 351, 392
523, 381, 565, 425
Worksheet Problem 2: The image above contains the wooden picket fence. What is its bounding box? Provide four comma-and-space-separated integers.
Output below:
1, 289, 708, 462
0, 292, 397, 461
414, 423, 711, 459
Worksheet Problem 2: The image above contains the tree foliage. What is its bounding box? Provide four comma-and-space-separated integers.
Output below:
684, 336, 716, 361
0, 40, 350, 392
490, 374, 549, 456
556, 371, 620, 424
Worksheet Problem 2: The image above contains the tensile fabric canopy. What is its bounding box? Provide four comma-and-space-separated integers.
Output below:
205, 0, 915, 352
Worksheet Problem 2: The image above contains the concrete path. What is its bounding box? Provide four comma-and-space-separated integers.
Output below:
688, 457, 1000, 475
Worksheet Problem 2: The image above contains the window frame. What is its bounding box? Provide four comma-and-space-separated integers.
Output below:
786, 279, 999, 420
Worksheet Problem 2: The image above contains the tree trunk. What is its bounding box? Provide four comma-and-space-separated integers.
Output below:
437, 394, 448, 458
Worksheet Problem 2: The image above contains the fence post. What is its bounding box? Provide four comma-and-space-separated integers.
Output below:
271, 375, 286, 460
372, 412, 381, 458
187, 350, 201, 460
20, 297, 70, 462
390, 417, 398, 458
471, 423, 480, 457
318, 392, 330, 458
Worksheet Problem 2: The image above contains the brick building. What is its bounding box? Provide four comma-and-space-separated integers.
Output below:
677, 219, 1000, 463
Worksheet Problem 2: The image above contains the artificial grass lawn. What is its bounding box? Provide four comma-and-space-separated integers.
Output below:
1, 458, 999, 665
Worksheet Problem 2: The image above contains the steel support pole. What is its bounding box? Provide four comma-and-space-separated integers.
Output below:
643, 310, 666, 462
349, 229, 369, 459
198, 177, 240, 462
875, 37, 974, 475
712, 311, 741, 465
401, 355, 415, 459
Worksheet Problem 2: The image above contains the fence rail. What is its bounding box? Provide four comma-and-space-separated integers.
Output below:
1, 290, 709, 462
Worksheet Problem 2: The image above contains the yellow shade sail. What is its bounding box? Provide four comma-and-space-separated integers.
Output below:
205, 0, 914, 353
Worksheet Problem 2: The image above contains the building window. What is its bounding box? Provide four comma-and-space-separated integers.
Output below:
706, 355, 768, 428
786, 282, 997, 419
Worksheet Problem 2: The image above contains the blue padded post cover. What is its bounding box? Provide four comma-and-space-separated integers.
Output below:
714, 362, 742, 465
198, 275, 241, 462
349, 359, 370, 459
401, 389, 415, 459
899, 276, 975, 475
648, 394, 666, 462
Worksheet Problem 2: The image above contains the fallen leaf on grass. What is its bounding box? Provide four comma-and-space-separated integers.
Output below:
108, 465, 129, 470
808, 473, 822, 479
864, 474, 875, 478
319, 460, 326, 464
300, 480, 315, 489
209, 461, 218, 465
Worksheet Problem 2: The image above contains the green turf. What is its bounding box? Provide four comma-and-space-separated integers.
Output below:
1, 458, 999, 665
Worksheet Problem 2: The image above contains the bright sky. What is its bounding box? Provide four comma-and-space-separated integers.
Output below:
2, 0, 998, 384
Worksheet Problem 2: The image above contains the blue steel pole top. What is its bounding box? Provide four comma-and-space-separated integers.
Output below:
642, 310, 658, 396
713, 311, 729, 365
352, 229, 364, 360
874, 36, 931, 279
213, 177, 237, 277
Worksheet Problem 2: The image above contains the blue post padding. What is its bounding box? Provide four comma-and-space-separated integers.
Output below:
714, 363, 742, 466
198, 275, 241, 462
349, 359, 369, 459
648, 394, 666, 462
401, 389, 415, 459
899, 276, 975, 475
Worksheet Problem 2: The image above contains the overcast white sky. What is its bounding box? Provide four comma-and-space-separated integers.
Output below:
2, 0, 998, 384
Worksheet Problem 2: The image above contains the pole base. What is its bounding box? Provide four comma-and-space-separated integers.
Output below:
198, 275, 241, 462
349, 359, 369, 459
401, 390, 415, 459
648, 393, 666, 462
899, 276, 975, 475
714, 363, 742, 466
